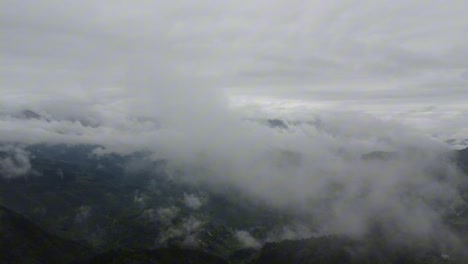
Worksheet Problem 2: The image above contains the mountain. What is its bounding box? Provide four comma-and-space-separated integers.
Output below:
252, 236, 466, 264
361, 151, 397, 160
86, 248, 228, 264
456, 147, 468, 174
11, 110, 51, 122
21, 110, 42, 120
0, 205, 91, 263
2, 202, 466, 264
1, 143, 468, 263
446, 138, 468, 149
0, 144, 285, 256
0, 204, 229, 264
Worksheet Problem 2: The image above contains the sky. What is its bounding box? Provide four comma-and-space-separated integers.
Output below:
1, 0, 468, 246
1, 0, 467, 139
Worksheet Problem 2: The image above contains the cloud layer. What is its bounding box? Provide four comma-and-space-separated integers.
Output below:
1, 0, 467, 143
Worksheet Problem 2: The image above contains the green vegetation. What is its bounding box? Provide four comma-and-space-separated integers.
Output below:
0, 144, 467, 263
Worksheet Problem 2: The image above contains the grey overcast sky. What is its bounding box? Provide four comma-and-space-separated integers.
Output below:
1, 0, 467, 143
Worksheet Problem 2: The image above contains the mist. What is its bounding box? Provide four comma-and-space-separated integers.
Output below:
1, 0, 467, 252
0, 145, 33, 179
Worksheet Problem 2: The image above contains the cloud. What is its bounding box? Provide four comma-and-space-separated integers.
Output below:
155, 114, 464, 246
235, 231, 261, 249
183, 193, 204, 210
155, 207, 180, 225
157, 215, 204, 247
1, 1, 467, 126
266, 223, 316, 242
0, 145, 32, 179
74, 205, 92, 225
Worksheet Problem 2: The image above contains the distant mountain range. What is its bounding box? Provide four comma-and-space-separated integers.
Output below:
7, 109, 468, 149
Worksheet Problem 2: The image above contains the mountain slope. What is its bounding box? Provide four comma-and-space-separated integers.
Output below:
0, 205, 92, 263
86, 248, 228, 264
252, 236, 466, 264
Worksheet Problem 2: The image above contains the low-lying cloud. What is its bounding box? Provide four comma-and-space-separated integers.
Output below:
0, 145, 33, 179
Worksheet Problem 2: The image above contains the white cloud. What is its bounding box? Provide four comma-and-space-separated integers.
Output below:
156, 206, 180, 225
0, 145, 32, 179
235, 230, 261, 249
183, 193, 204, 210
156, 214, 204, 247
74, 205, 92, 224
1, 0, 467, 139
